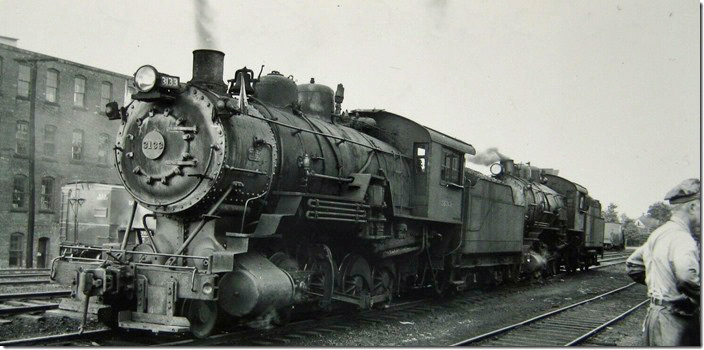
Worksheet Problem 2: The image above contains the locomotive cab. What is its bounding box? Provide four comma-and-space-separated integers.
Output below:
350, 110, 475, 223
544, 174, 605, 270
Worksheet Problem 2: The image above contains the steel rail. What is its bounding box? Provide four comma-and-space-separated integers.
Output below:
0, 303, 59, 315
0, 273, 49, 279
599, 255, 628, 261
0, 279, 52, 286
591, 260, 627, 270
565, 299, 649, 346
0, 268, 50, 273
451, 282, 637, 346
0, 290, 71, 301
0, 328, 112, 346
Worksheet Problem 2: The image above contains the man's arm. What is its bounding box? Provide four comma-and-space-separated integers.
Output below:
626, 245, 646, 285
672, 239, 700, 303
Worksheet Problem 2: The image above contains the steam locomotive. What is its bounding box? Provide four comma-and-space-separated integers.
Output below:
50, 50, 604, 337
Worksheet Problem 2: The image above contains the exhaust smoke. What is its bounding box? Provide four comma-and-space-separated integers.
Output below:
467, 147, 509, 166
194, 0, 219, 50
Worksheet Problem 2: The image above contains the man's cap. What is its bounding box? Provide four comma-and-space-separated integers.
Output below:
665, 178, 701, 204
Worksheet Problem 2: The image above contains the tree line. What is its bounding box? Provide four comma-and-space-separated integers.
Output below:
602, 202, 672, 244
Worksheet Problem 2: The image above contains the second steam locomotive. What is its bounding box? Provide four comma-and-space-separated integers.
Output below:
51, 50, 604, 337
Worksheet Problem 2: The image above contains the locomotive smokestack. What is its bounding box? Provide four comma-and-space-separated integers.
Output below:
501, 159, 515, 175
190, 49, 227, 94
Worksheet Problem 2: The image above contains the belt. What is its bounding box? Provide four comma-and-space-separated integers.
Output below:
650, 297, 698, 312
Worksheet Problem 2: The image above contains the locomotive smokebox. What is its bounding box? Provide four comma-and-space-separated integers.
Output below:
190, 49, 227, 94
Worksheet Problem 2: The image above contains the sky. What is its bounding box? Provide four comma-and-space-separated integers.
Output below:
0, 0, 700, 219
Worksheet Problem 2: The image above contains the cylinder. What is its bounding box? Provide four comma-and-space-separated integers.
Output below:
217, 253, 295, 317
190, 50, 227, 94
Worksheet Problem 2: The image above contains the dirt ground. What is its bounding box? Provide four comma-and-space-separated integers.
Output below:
0, 281, 102, 342
290, 263, 650, 347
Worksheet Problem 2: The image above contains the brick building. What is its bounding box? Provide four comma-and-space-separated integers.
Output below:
0, 37, 135, 268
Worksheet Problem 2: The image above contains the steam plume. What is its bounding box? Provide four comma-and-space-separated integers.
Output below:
467, 147, 509, 166
194, 0, 219, 50
427, 0, 448, 29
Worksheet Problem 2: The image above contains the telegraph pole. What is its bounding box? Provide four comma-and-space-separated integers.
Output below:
15, 57, 56, 268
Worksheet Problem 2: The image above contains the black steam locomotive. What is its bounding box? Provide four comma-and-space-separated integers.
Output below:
51, 50, 604, 337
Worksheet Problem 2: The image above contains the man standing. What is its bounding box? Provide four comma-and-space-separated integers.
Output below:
627, 178, 700, 346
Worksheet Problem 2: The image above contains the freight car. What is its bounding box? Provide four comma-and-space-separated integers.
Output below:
603, 222, 624, 250
59, 181, 155, 248
56, 182, 155, 314
50, 50, 605, 337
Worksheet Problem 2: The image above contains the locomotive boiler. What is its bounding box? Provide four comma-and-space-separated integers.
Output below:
491, 159, 604, 274
51, 49, 604, 338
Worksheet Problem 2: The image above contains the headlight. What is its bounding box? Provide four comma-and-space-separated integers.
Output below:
134, 65, 158, 92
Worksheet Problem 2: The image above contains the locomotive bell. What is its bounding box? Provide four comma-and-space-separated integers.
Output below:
190, 49, 227, 94
254, 71, 298, 108
297, 78, 335, 122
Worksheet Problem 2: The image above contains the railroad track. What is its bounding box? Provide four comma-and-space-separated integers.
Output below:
0, 290, 72, 317
0, 301, 59, 316
152, 298, 436, 346
0, 256, 631, 346
0, 328, 112, 346
0, 269, 52, 286
0, 273, 49, 279
0, 268, 50, 274
0, 290, 72, 301
0, 278, 52, 286
157, 276, 575, 346
598, 256, 628, 264
451, 282, 648, 346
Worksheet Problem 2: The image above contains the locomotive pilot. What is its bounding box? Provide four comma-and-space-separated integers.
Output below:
627, 178, 701, 346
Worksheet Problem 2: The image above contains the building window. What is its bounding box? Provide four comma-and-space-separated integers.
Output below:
44, 125, 56, 156
40, 177, 54, 211
98, 133, 110, 164
72, 129, 84, 160
9, 233, 24, 267
15, 120, 29, 155
12, 175, 27, 209
101, 82, 112, 107
46, 69, 59, 103
74, 76, 86, 107
17, 64, 30, 97
441, 148, 461, 184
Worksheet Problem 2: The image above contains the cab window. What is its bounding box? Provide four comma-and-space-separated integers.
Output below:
441, 147, 461, 184
579, 193, 589, 211
414, 143, 428, 174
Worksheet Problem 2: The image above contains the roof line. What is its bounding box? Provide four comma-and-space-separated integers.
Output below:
0, 42, 132, 79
